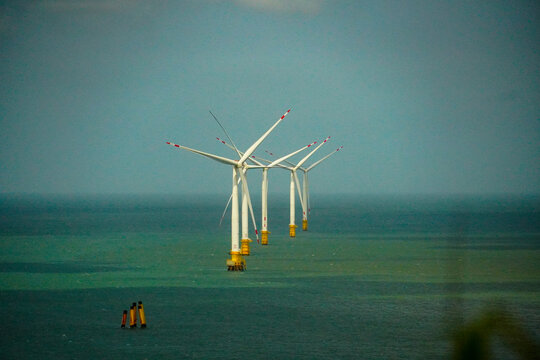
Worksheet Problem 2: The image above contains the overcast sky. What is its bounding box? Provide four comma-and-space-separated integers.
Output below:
1, 0, 539, 195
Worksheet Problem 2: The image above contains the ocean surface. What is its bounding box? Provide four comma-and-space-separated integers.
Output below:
0, 194, 538, 359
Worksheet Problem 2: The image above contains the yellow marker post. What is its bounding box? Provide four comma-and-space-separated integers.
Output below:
121, 310, 127, 328
138, 301, 147, 328
129, 305, 137, 328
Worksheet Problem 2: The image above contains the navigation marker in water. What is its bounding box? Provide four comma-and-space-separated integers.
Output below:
121, 310, 127, 328
138, 301, 147, 328
129, 304, 137, 328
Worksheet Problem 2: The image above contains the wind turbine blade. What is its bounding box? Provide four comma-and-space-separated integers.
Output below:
247, 152, 267, 166
306, 146, 343, 171
246, 155, 293, 172
238, 169, 259, 241
284, 159, 298, 168
217, 138, 266, 167
238, 108, 291, 164
268, 141, 317, 168
219, 193, 233, 227
216, 137, 237, 152
166, 141, 237, 166
305, 173, 311, 215
293, 171, 305, 210
264, 150, 296, 167
210, 111, 242, 159
220, 168, 259, 226
294, 136, 331, 170
251, 155, 272, 164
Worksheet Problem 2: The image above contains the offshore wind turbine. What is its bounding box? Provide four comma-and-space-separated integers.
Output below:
217, 137, 317, 245
299, 146, 343, 231
277, 145, 343, 231
214, 153, 262, 256
265, 136, 331, 237
210, 112, 261, 255
166, 108, 291, 271
286, 136, 331, 237
215, 155, 261, 254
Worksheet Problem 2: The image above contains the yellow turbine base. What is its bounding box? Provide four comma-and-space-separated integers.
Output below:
227, 251, 246, 271
302, 219, 308, 231
240, 238, 252, 255
289, 224, 298, 238
261, 230, 270, 245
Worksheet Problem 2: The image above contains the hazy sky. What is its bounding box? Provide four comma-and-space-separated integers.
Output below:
1, 0, 539, 195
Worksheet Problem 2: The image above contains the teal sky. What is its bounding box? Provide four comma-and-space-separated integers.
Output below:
1, 0, 539, 195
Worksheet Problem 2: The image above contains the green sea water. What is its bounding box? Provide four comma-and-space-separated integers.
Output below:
0, 194, 538, 359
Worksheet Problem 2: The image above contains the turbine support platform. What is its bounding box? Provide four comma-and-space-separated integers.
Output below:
261, 230, 270, 245
289, 224, 298, 238
240, 239, 252, 255
302, 219, 308, 231
227, 251, 246, 271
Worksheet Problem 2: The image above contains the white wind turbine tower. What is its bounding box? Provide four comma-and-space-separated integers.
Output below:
218, 138, 317, 245
298, 146, 343, 231
166, 108, 291, 271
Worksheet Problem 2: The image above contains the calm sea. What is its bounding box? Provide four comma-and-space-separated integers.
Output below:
0, 194, 538, 359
